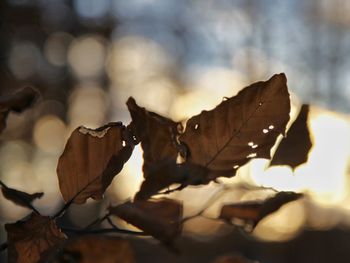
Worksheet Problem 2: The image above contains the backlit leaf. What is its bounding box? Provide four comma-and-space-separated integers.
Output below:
5, 213, 66, 263
109, 198, 183, 243
57, 122, 133, 204
179, 73, 290, 177
219, 191, 302, 230
270, 104, 312, 169
126, 97, 182, 177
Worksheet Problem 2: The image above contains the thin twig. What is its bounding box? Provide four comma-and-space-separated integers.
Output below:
106, 216, 119, 229
181, 185, 226, 223
53, 177, 100, 219
61, 227, 148, 236
85, 213, 110, 229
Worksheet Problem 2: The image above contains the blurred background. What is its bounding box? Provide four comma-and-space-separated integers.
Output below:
2, 0, 350, 262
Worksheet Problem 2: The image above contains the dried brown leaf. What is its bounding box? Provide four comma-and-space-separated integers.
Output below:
5, 213, 66, 263
109, 198, 183, 243
219, 191, 302, 229
0, 181, 43, 210
0, 87, 39, 134
179, 73, 290, 177
270, 104, 312, 169
126, 97, 182, 177
58, 236, 134, 263
135, 159, 209, 200
57, 122, 133, 204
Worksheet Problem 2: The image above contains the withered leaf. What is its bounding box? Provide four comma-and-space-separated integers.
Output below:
0, 181, 43, 210
219, 191, 302, 229
57, 236, 134, 263
0, 87, 39, 134
126, 97, 182, 177
270, 104, 312, 169
5, 213, 66, 263
179, 73, 290, 177
57, 122, 133, 204
109, 198, 183, 243
135, 159, 209, 200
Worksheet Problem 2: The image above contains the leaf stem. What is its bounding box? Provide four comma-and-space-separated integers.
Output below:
53, 177, 100, 219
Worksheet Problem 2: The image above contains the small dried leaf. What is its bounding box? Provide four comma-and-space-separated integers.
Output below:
58, 236, 134, 263
219, 191, 302, 229
109, 198, 183, 243
179, 73, 290, 177
270, 104, 312, 169
126, 97, 181, 177
135, 159, 209, 200
57, 122, 133, 204
0, 87, 39, 134
5, 213, 66, 263
1, 181, 43, 209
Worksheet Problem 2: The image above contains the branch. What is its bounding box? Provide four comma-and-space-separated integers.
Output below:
181, 185, 226, 223
61, 226, 148, 236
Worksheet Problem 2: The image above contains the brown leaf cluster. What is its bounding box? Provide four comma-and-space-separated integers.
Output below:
5, 213, 66, 263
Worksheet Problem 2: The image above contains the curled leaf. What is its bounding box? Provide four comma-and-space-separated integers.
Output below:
0, 87, 39, 133
109, 198, 183, 243
270, 104, 312, 169
135, 159, 209, 200
179, 73, 290, 177
57, 236, 134, 263
219, 191, 302, 230
57, 122, 133, 204
0, 181, 43, 210
126, 97, 182, 177
5, 213, 66, 263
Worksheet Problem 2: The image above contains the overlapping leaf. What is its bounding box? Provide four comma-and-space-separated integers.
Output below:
135, 159, 210, 200
57, 122, 133, 204
270, 104, 312, 169
5, 213, 66, 263
179, 73, 290, 177
109, 198, 183, 243
57, 236, 134, 263
0, 87, 39, 134
0, 181, 43, 210
219, 191, 302, 229
126, 98, 181, 177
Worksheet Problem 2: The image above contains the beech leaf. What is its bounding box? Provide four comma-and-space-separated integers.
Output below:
219, 191, 302, 230
179, 73, 290, 177
0, 181, 43, 210
135, 159, 210, 200
57, 236, 134, 263
57, 122, 133, 204
0, 87, 39, 134
5, 213, 66, 263
109, 198, 183, 243
126, 97, 182, 177
270, 104, 312, 169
